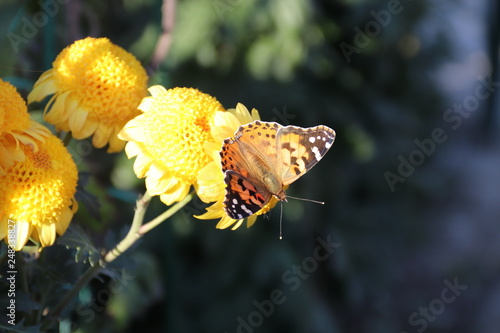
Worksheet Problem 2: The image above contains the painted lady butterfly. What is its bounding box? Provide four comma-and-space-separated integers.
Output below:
220, 120, 335, 219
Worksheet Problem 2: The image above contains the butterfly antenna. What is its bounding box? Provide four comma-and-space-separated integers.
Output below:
285, 195, 325, 205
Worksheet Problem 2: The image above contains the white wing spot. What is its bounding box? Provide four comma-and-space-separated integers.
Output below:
325, 141, 332, 149
312, 146, 322, 161
309, 136, 316, 143
241, 204, 253, 216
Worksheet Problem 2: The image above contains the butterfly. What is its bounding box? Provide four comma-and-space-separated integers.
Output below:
220, 120, 336, 220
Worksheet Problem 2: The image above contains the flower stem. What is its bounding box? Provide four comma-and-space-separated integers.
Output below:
104, 190, 194, 262
42, 191, 194, 329
140, 191, 195, 235
40, 263, 101, 330
104, 191, 152, 263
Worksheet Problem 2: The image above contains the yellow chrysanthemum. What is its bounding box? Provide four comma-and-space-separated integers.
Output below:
0, 79, 51, 175
195, 103, 280, 230
0, 132, 78, 251
27, 37, 148, 152
118, 86, 226, 205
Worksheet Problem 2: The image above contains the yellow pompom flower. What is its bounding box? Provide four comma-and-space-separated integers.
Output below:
28, 37, 148, 152
118, 86, 226, 205
195, 103, 279, 230
0, 132, 78, 251
0, 79, 51, 175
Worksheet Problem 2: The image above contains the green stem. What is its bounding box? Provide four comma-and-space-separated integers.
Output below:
104, 191, 194, 262
103, 191, 152, 263
40, 264, 102, 330
140, 191, 195, 235
41, 190, 194, 329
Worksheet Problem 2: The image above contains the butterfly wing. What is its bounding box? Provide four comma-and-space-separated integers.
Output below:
220, 121, 283, 218
277, 125, 336, 185
220, 121, 282, 175
223, 170, 273, 219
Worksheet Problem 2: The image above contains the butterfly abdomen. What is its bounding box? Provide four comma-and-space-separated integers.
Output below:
262, 172, 286, 200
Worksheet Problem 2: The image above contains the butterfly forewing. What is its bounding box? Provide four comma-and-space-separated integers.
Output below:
277, 125, 336, 185
220, 121, 281, 179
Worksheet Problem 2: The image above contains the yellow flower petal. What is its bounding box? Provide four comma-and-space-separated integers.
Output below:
56, 204, 75, 235
0, 217, 7, 242
68, 106, 88, 133
12, 221, 32, 251
210, 111, 243, 142
35, 223, 56, 248
160, 182, 190, 206
145, 171, 178, 196
246, 216, 258, 228
92, 123, 114, 149
196, 161, 225, 203
27, 70, 57, 102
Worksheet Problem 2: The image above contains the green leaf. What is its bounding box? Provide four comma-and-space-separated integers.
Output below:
57, 225, 101, 267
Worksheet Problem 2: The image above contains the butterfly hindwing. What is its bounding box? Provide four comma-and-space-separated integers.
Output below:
223, 170, 272, 219
277, 125, 336, 185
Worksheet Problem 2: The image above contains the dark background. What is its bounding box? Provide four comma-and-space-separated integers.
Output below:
1, 0, 499, 332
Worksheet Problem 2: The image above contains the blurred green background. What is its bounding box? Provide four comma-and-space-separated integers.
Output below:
1, 0, 499, 332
